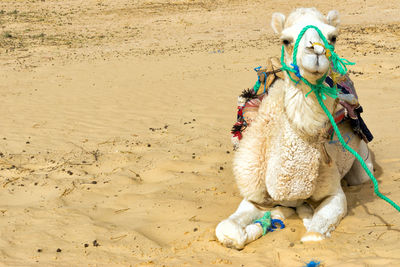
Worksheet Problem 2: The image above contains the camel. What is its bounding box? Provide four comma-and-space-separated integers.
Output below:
215, 8, 374, 249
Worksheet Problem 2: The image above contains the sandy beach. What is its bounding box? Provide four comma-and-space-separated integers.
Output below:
0, 0, 399, 266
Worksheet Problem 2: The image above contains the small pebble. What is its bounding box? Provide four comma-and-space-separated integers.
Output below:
147, 144, 151, 147
56, 248, 62, 252
93, 240, 100, 247
91, 181, 97, 184
84, 243, 89, 248
193, 228, 198, 232
219, 166, 224, 170
37, 249, 42, 253
289, 242, 294, 247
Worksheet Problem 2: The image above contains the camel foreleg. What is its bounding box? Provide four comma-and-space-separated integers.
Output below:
216, 199, 294, 249
301, 186, 347, 242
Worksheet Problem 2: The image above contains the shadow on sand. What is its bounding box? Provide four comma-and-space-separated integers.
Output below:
344, 150, 400, 232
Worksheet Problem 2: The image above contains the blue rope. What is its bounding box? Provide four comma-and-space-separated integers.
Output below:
304, 260, 321, 267
290, 63, 301, 78
269, 219, 285, 232
252, 67, 269, 94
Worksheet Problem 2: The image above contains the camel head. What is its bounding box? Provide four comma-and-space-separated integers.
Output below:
271, 8, 340, 84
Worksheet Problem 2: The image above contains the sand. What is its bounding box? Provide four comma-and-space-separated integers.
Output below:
0, 0, 399, 266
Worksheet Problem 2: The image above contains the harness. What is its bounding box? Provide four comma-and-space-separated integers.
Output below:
231, 60, 373, 146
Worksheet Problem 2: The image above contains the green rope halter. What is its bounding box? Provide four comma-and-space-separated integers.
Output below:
253, 211, 271, 235
280, 25, 400, 212
280, 25, 355, 100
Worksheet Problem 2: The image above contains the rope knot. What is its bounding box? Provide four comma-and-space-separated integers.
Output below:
290, 63, 302, 78
254, 211, 286, 236
253, 211, 271, 236
290, 63, 302, 85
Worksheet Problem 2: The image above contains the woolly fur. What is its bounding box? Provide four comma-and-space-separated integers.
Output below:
234, 79, 324, 203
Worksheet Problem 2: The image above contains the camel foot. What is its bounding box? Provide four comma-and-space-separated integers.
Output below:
215, 219, 247, 250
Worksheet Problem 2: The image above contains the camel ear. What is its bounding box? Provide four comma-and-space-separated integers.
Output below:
327, 10, 340, 27
271, 12, 286, 34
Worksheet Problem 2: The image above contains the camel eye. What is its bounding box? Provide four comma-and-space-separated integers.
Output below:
329, 35, 337, 43
281, 36, 293, 46
282, 39, 291, 45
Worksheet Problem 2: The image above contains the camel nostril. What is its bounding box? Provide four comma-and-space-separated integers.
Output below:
311, 42, 326, 55
313, 46, 325, 55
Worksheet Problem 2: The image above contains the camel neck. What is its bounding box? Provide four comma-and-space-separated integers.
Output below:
283, 79, 335, 137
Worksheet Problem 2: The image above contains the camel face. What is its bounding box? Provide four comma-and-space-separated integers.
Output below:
272, 8, 340, 83
283, 24, 333, 81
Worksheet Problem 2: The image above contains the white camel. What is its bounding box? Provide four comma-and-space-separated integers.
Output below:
216, 8, 374, 249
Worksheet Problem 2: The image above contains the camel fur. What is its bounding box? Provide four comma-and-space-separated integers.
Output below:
216, 8, 374, 249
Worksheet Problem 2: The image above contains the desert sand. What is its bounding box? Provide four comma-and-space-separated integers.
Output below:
0, 0, 399, 266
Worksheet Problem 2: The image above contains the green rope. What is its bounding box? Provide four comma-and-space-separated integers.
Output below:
253, 211, 271, 235
253, 80, 261, 94
290, 25, 355, 76
317, 96, 400, 212
280, 25, 400, 212
280, 25, 356, 100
